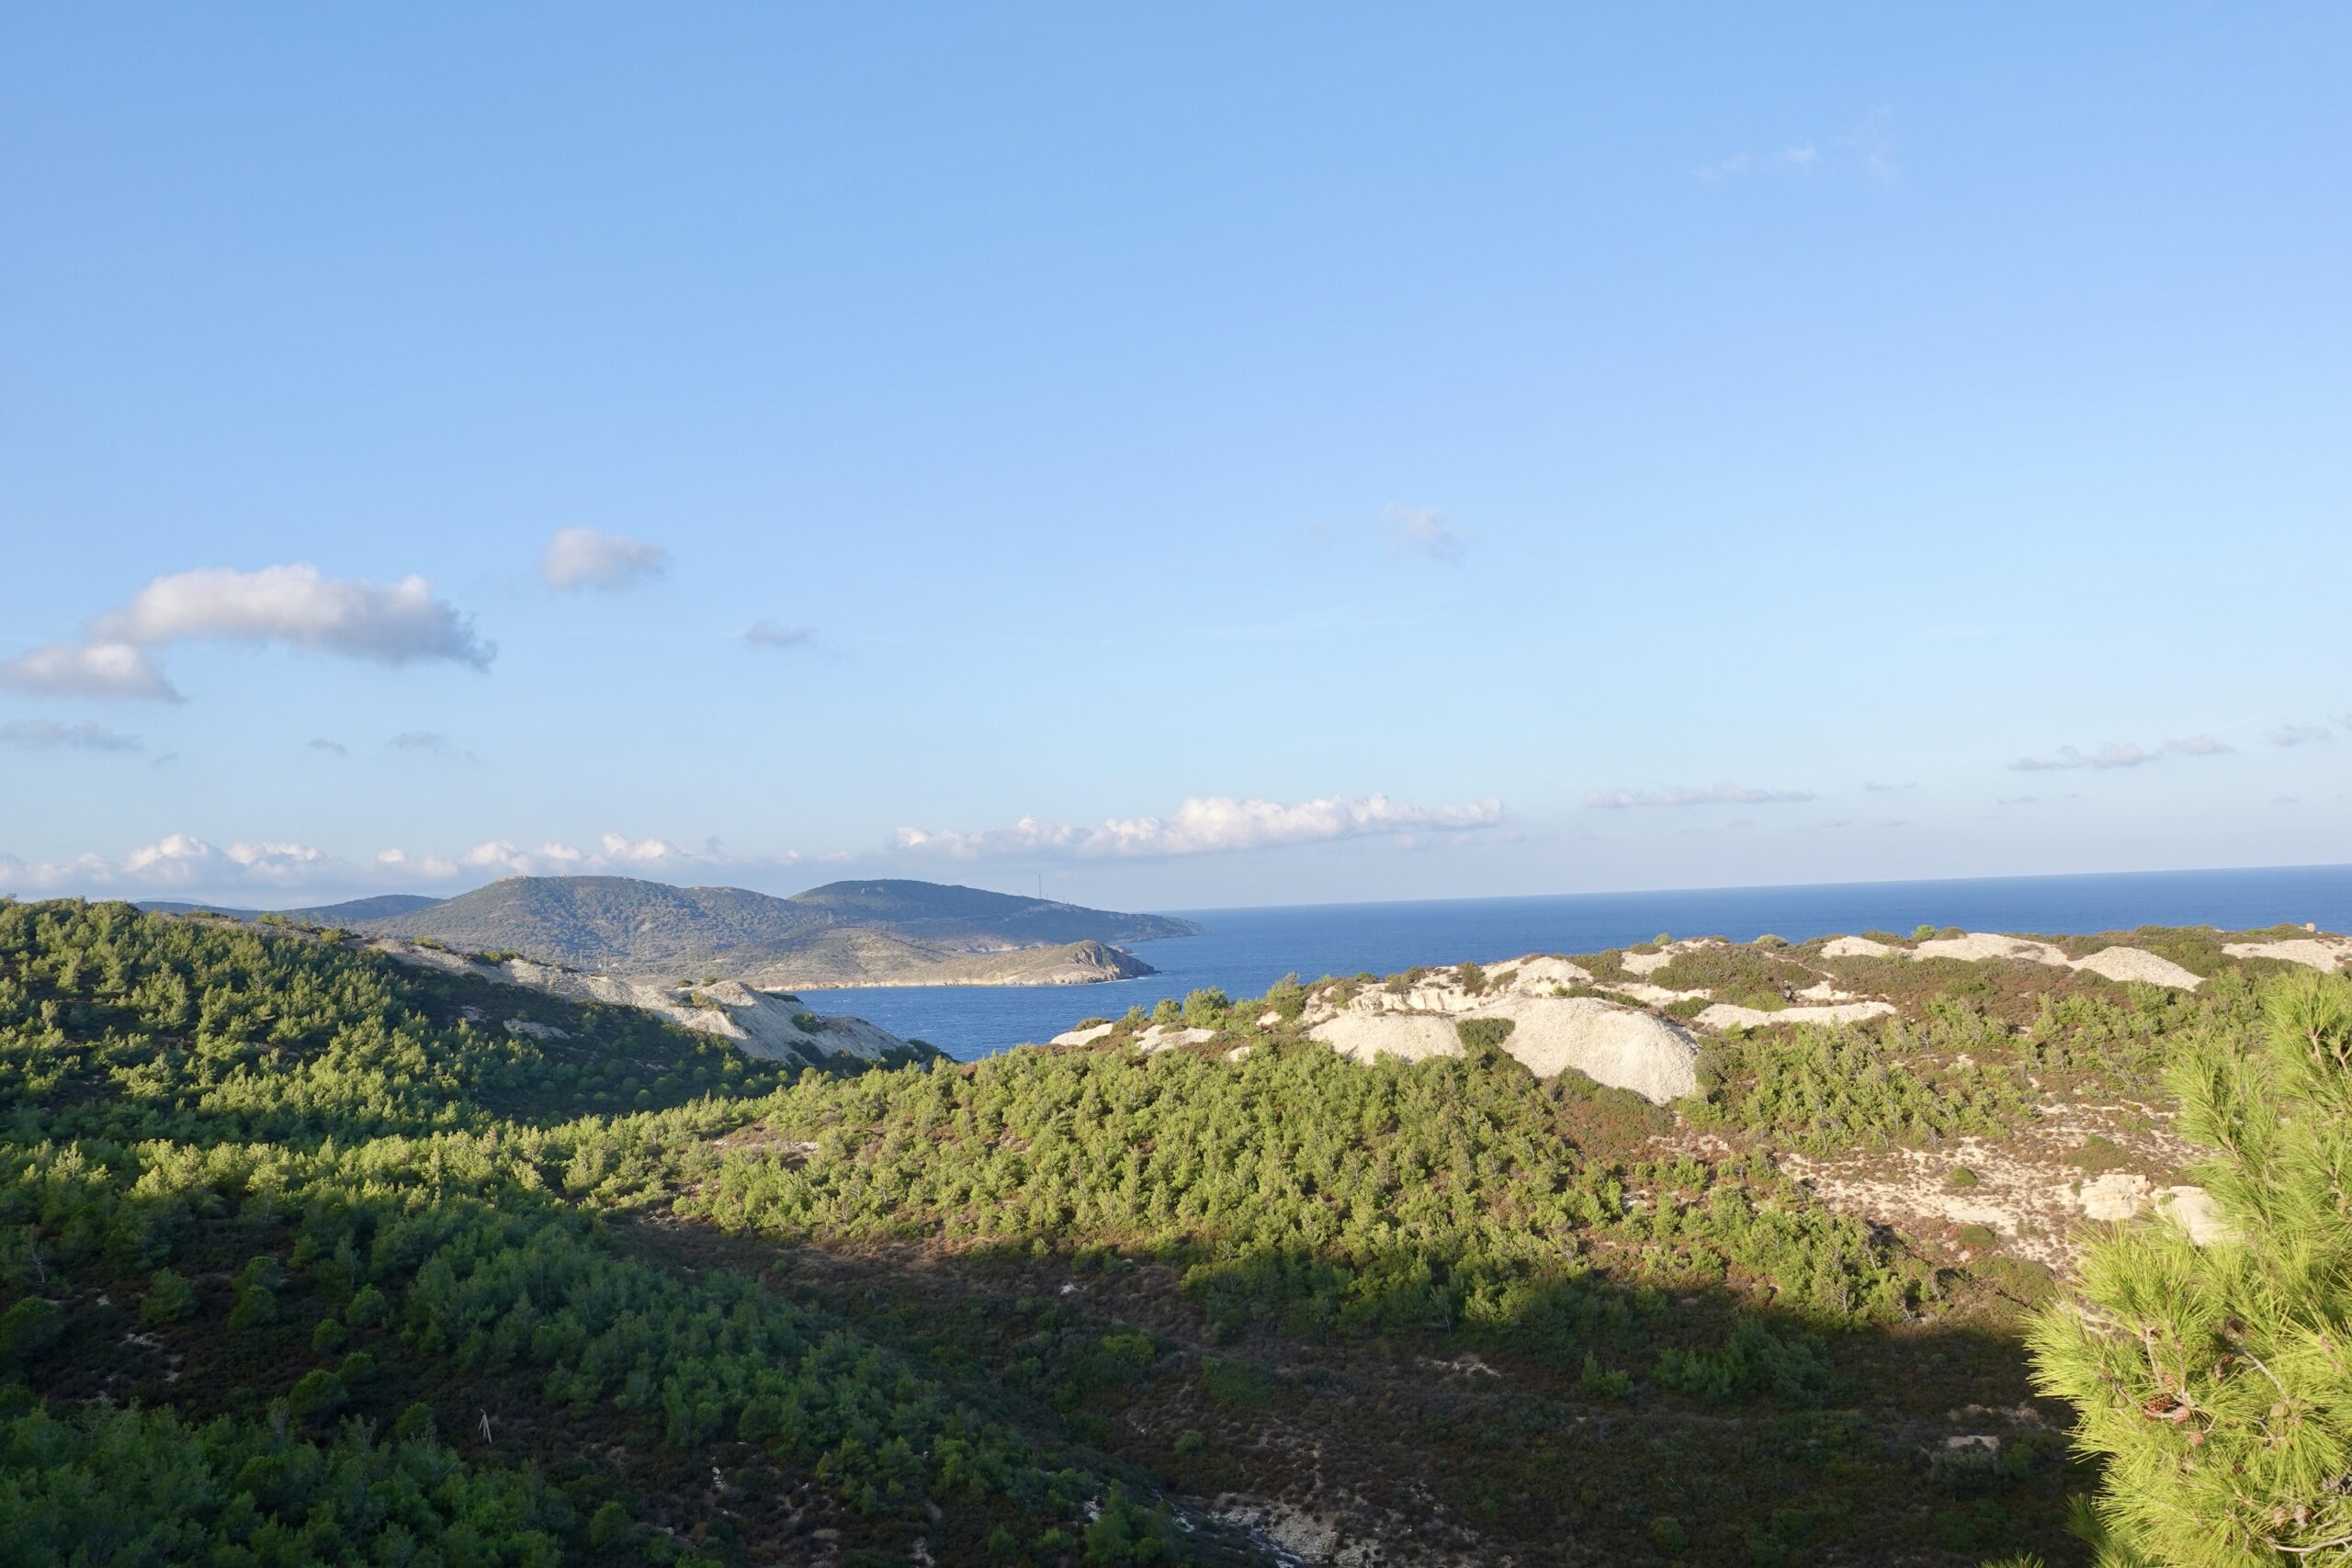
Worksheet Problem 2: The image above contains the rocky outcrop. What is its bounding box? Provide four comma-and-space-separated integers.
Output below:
1309, 994, 1700, 1104
376, 940, 913, 1066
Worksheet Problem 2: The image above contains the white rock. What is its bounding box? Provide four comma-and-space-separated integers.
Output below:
1309, 1013, 1464, 1065
2078, 1171, 2153, 1222
2067, 947, 2203, 990
503, 1018, 569, 1041
2223, 937, 2352, 973
1134, 1024, 1216, 1054
1049, 1022, 1117, 1047
2156, 1185, 2234, 1247
1477, 955, 1593, 992
1821, 936, 1898, 959
1469, 997, 1701, 1104
1911, 933, 2070, 965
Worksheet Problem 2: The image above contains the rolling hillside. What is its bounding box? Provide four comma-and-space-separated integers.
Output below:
158, 875, 1196, 986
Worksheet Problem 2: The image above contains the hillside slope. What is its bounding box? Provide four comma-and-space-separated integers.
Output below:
171, 874, 1196, 985
10, 898, 2350, 1563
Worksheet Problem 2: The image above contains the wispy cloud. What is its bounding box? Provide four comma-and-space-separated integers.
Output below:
539, 527, 669, 592
1, 719, 145, 752
1694, 142, 1818, 181
1863, 781, 1917, 793
896, 793, 1504, 860
2272, 723, 2333, 748
1584, 783, 1815, 809
389, 730, 481, 764
1699, 110, 1895, 186
308, 738, 348, 756
1385, 506, 1464, 564
745, 620, 814, 650
2009, 737, 2233, 773
0, 641, 181, 701
1844, 107, 1899, 186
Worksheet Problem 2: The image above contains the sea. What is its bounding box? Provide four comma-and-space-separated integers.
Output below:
814, 863, 2352, 1063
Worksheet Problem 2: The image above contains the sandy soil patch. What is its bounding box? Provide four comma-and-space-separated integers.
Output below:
2223, 936, 2352, 972
1910, 933, 2072, 965
1694, 999, 1896, 1031
2068, 946, 2203, 989
1782, 1112, 2206, 1269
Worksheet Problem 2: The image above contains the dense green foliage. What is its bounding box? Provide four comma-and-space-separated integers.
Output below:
2028, 972, 2352, 1566
0, 900, 1225, 1564
8, 898, 2293, 1563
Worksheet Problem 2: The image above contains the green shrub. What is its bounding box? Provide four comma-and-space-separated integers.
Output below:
287, 1368, 348, 1424
1454, 1016, 1517, 1055
141, 1269, 197, 1325
1578, 1352, 1634, 1400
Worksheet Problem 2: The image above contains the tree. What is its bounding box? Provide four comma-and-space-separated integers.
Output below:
2028, 971, 2352, 1565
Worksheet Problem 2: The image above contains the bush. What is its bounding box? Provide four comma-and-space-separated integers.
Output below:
1578, 1352, 1633, 1400
287, 1368, 348, 1424
1649, 1516, 1690, 1552
141, 1269, 197, 1325
0, 1298, 66, 1363
1455, 1016, 1517, 1055
1653, 1319, 1836, 1405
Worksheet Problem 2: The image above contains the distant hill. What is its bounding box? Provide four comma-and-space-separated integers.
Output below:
154, 875, 1197, 987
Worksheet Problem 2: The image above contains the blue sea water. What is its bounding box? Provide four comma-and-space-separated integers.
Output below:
817, 863, 2352, 1062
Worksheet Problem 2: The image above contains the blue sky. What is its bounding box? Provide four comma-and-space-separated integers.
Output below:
3, 4, 2346, 910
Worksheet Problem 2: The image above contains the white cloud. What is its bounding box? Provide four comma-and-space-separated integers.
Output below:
1385, 506, 1464, 563
91, 564, 493, 668
745, 620, 814, 649
895, 793, 1505, 860
539, 527, 669, 592
1863, 781, 1917, 793
0, 719, 144, 753
375, 848, 458, 880
1, 828, 808, 900
2272, 723, 2332, 748
2009, 737, 2233, 772
1584, 783, 1815, 809
0, 640, 180, 701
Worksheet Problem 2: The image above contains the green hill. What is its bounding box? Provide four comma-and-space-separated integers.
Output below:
152, 874, 1197, 986
17, 899, 2346, 1562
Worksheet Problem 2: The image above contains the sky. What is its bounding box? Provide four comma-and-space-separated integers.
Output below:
3, 4, 2346, 912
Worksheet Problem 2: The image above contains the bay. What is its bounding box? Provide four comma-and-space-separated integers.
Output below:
813, 862, 2352, 1061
